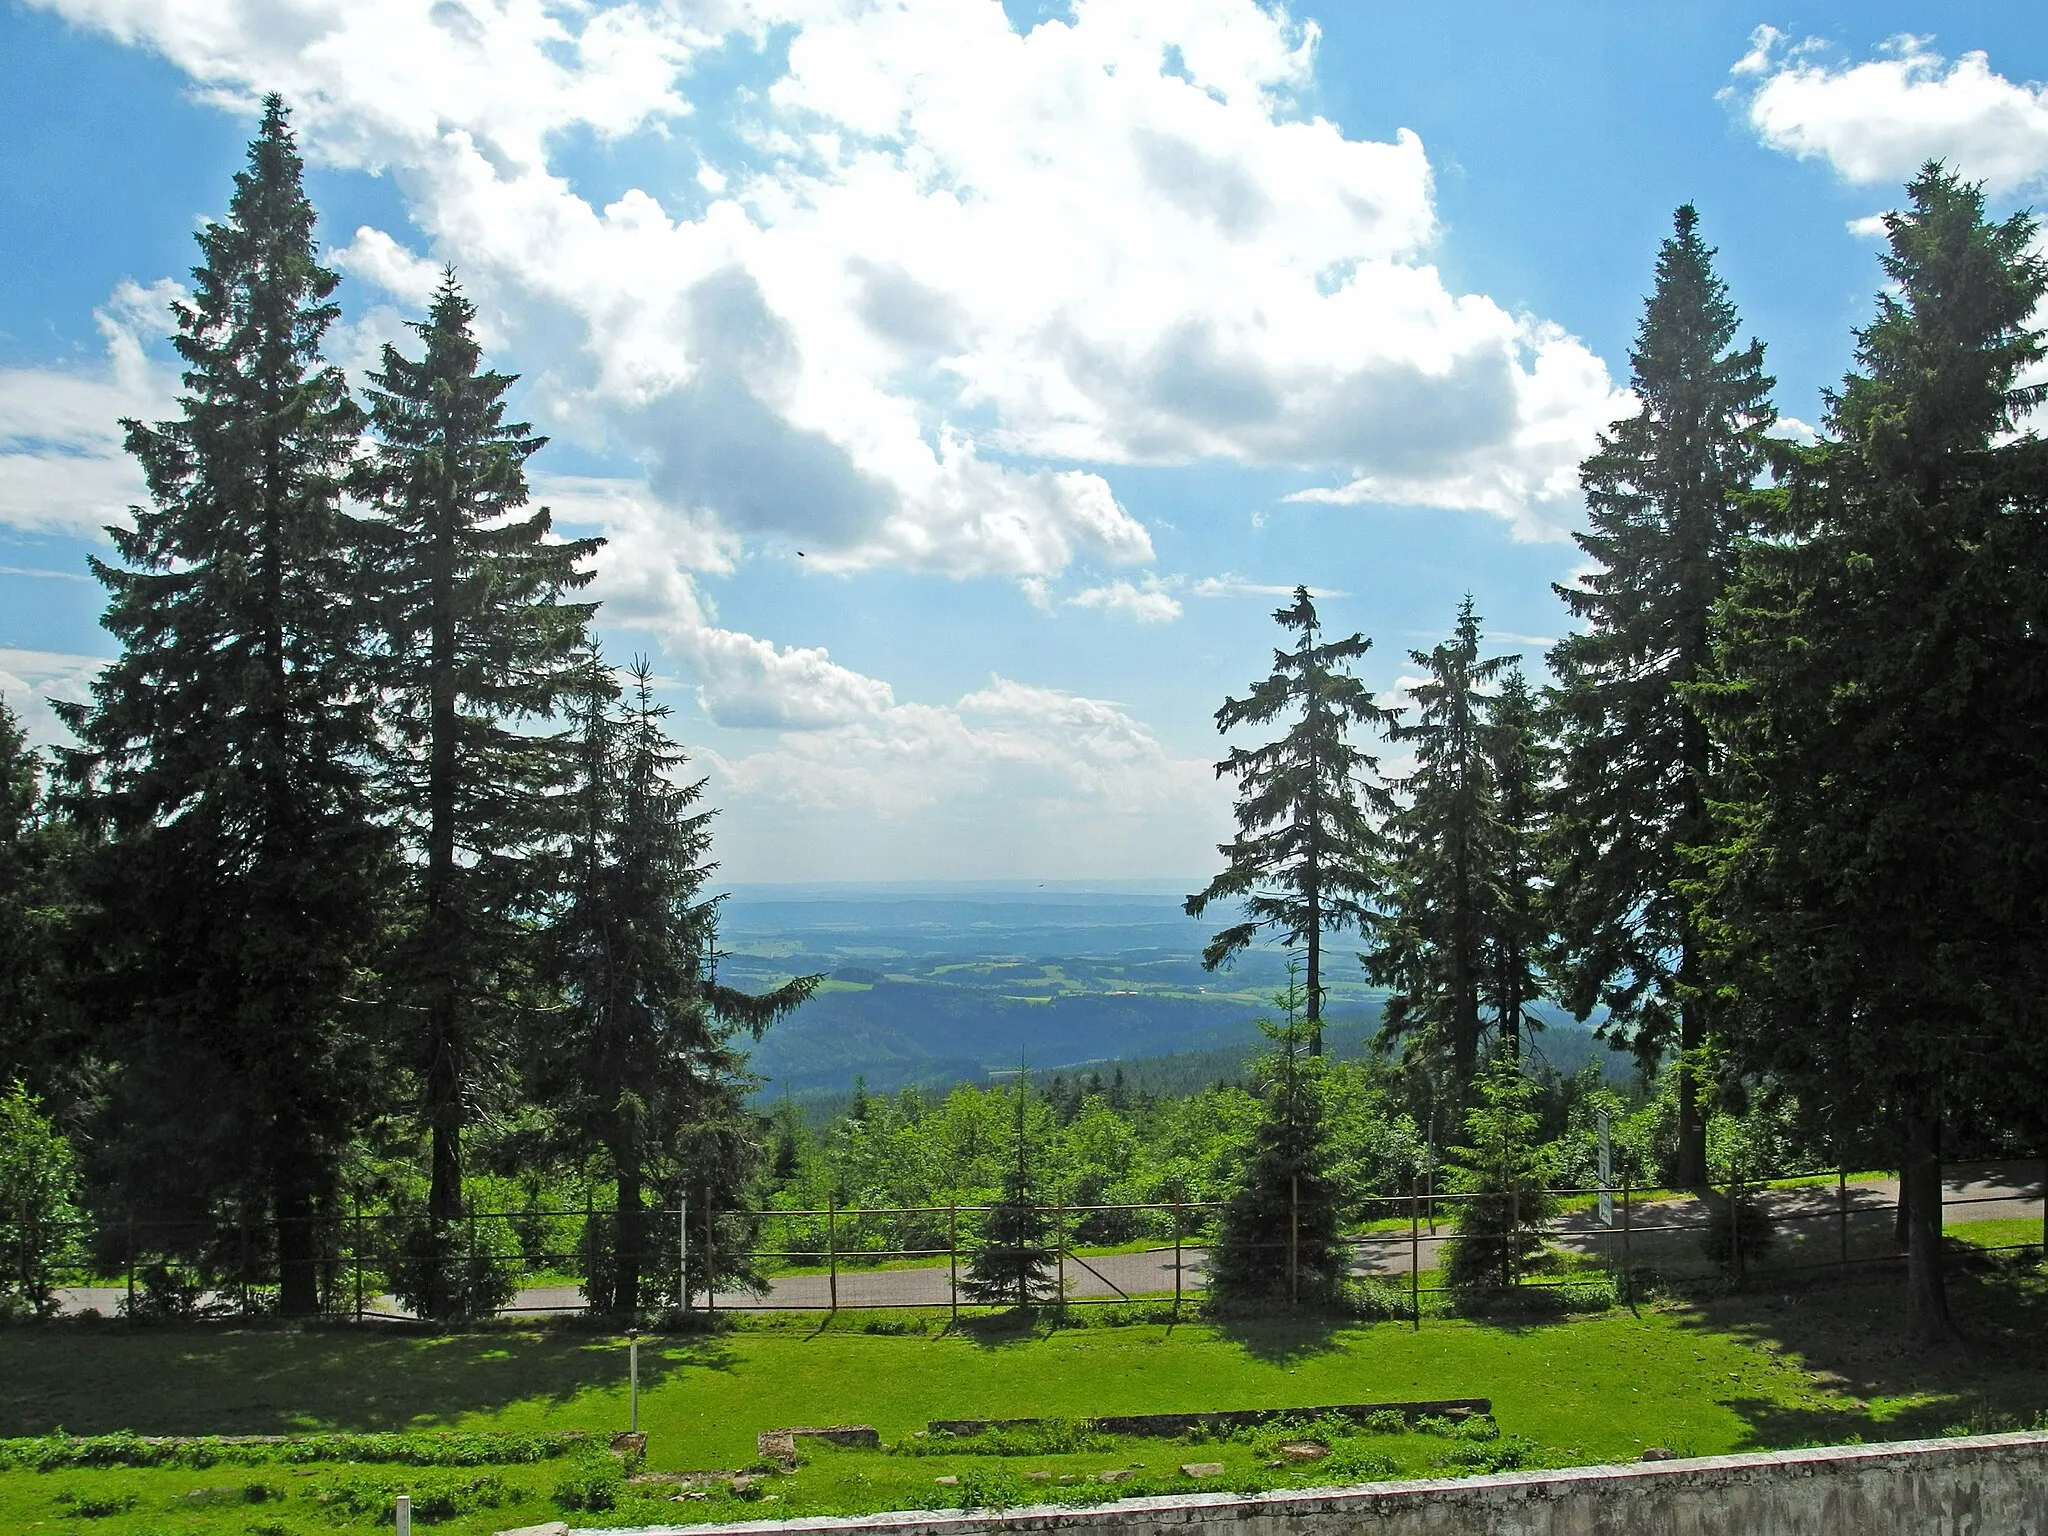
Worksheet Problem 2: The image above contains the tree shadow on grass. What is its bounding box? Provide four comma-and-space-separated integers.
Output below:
1668, 1255, 2048, 1452
0, 1319, 737, 1438
1201, 1310, 1355, 1366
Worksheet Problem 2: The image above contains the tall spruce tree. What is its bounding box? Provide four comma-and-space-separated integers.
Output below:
358, 273, 603, 1243
542, 664, 816, 1315
1368, 598, 1515, 1095
1187, 587, 1396, 1051
1480, 668, 1549, 1062
1693, 167, 2048, 1342
58, 98, 381, 1315
1547, 205, 1775, 1187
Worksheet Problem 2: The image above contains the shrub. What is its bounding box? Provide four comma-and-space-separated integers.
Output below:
1700, 1191, 1776, 1272
550, 1456, 623, 1512
382, 1205, 521, 1321
0, 1082, 84, 1318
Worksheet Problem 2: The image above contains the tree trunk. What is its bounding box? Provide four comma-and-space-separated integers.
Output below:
275, 1168, 319, 1317
1902, 1091, 1958, 1344
615, 1164, 643, 1319
1305, 901, 1322, 1056
424, 496, 465, 1233
1672, 934, 1707, 1188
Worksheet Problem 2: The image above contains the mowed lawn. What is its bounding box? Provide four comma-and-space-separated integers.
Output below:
2, 1261, 2045, 1533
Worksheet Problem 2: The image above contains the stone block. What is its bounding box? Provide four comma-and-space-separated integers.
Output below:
1180, 1462, 1226, 1477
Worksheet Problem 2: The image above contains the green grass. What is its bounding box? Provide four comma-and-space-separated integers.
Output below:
4, 1256, 2046, 1533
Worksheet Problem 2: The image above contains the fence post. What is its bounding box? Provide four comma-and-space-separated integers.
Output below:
1838, 1166, 1850, 1267
1507, 1181, 1518, 1289
1053, 1197, 1065, 1316
827, 1197, 838, 1314
1172, 1201, 1183, 1320
1621, 1171, 1633, 1310
1288, 1174, 1299, 1310
949, 1202, 958, 1325
1408, 1178, 1420, 1330
2040, 1153, 2046, 1262
704, 1195, 716, 1314
353, 1195, 364, 1323
1730, 1174, 1743, 1287
679, 1197, 689, 1311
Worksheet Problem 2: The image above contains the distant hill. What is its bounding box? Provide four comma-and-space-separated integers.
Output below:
722, 883, 1636, 1103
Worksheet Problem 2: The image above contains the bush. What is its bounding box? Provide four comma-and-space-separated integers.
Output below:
383, 1206, 522, 1321
551, 1455, 624, 1512
1700, 1190, 1777, 1272
0, 1082, 84, 1318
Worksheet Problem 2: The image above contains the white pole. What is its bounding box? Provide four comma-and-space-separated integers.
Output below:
395, 1493, 411, 1536
679, 1197, 689, 1311
629, 1330, 640, 1434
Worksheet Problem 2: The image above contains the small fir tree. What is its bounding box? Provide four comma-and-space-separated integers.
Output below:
58, 98, 382, 1315
357, 271, 603, 1245
1187, 587, 1397, 1051
1442, 1059, 1554, 1291
0, 702, 84, 1110
962, 1079, 1058, 1307
1548, 204, 1776, 1187
1206, 971, 1347, 1308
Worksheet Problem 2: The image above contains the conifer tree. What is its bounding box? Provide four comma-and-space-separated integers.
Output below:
358, 273, 603, 1240
1368, 598, 1515, 1094
1548, 205, 1775, 1187
59, 98, 381, 1315
1442, 1058, 1554, 1291
0, 702, 83, 1107
962, 1080, 1058, 1307
1480, 668, 1550, 1062
1207, 971, 1347, 1307
1694, 167, 2048, 1342
1187, 587, 1396, 1051
542, 664, 816, 1315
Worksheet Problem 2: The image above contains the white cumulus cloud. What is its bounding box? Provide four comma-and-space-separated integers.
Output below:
31, 0, 1626, 573
1068, 578, 1182, 623
0, 279, 179, 536
1732, 29, 2048, 194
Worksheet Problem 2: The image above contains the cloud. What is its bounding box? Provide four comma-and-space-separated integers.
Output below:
1067, 578, 1182, 623
701, 671, 1227, 880
33, 0, 1625, 561
1732, 30, 2048, 194
0, 649, 108, 748
1190, 574, 1347, 600
0, 279, 178, 536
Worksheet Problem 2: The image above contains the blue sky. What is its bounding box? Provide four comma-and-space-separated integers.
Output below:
4, 0, 2045, 881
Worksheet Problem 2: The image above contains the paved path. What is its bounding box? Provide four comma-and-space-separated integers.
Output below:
53, 1165, 2044, 1317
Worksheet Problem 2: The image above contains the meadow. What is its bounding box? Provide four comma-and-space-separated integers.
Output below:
3, 1253, 2045, 1535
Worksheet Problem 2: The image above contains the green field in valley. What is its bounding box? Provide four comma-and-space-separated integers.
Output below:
3, 1254, 2046, 1535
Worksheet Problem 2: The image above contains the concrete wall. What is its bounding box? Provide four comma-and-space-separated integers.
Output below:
604, 1432, 2048, 1536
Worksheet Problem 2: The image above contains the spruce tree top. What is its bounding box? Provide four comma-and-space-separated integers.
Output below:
1186, 587, 1396, 1025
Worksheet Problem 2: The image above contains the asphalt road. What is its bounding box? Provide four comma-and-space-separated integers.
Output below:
54, 1165, 2044, 1318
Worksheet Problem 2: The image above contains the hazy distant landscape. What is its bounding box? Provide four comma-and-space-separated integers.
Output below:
716, 884, 1632, 1101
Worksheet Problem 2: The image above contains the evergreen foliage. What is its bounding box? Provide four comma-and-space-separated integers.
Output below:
357, 272, 603, 1247
1186, 587, 1397, 1050
540, 664, 816, 1315
1442, 1059, 1554, 1291
961, 1083, 1058, 1306
1691, 166, 2048, 1342
1480, 669, 1549, 1063
1548, 204, 1776, 1188
0, 703, 83, 1110
1369, 598, 1517, 1095
57, 98, 383, 1315
1206, 974, 1348, 1308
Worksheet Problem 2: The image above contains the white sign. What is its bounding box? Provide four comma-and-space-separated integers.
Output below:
1597, 1112, 1614, 1227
